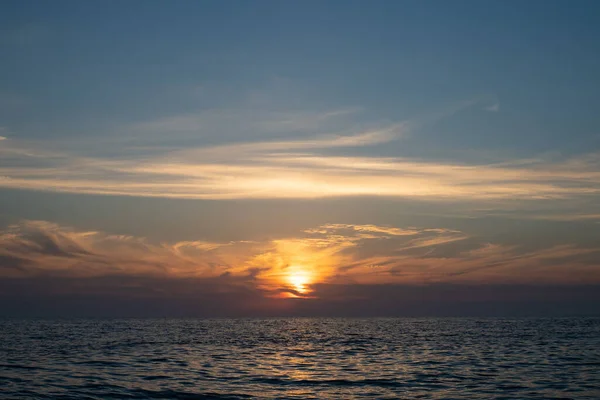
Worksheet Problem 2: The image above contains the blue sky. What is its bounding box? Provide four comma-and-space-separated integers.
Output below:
3, 0, 599, 148
1, 1, 599, 316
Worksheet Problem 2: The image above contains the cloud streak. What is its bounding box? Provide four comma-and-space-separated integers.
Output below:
485, 103, 500, 112
1, 136, 599, 202
0, 104, 599, 206
2, 221, 599, 296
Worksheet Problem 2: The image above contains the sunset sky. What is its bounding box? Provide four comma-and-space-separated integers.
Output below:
1, 0, 599, 317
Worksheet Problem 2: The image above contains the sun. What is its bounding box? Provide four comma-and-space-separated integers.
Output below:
288, 273, 309, 293
286, 268, 312, 295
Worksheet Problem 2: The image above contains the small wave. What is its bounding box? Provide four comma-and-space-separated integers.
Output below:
250, 376, 401, 388
142, 375, 174, 381
0, 363, 44, 371
72, 360, 130, 368
126, 388, 253, 399
2, 318, 599, 399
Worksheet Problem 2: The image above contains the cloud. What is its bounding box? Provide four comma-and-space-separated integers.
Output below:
525, 213, 600, 222
2, 220, 599, 295
0, 126, 10, 140
485, 103, 500, 112
0, 220, 246, 279
5, 277, 599, 317
2, 219, 600, 317
0, 221, 457, 298
0, 101, 599, 209
1, 135, 599, 202
126, 107, 367, 143
304, 223, 423, 237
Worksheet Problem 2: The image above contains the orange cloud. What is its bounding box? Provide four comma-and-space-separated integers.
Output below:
2, 221, 599, 298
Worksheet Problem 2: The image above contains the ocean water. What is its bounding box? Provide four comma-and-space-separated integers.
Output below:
1, 318, 599, 399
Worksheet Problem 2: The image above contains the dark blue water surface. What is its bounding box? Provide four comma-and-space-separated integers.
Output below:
1, 318, 599, 399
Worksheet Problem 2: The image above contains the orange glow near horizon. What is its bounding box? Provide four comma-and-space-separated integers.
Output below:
247, 236, 354, 299
286, 267, 312, 295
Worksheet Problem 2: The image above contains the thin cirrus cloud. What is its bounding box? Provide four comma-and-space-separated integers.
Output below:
127, 107, 367, 142
485, 103, 500, 112
0, 105, 599, 207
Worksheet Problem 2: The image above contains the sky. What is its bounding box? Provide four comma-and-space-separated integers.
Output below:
1, 0, 600, 317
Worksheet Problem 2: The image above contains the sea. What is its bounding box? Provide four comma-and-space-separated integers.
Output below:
1, 318, 599, 399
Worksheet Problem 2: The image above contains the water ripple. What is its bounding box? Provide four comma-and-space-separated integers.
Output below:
1, 318, 599, 399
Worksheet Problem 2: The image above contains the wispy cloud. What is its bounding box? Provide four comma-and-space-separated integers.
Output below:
0, 103, 599, 206
2, 221, 599, 296
0, 220, 258, 280
126, 107, 368, 144
512, 213, 600, 222
1, 136, 599, 202
485, 103, 500, 112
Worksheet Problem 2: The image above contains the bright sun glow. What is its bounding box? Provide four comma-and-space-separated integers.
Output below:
287, 269, 311, 294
